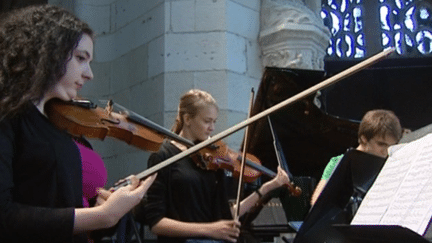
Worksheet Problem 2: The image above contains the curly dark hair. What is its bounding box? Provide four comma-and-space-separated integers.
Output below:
0, 4, 94, 119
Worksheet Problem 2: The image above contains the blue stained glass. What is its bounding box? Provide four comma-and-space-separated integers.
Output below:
322, 0, 365, 58
420, 8, 429, 19
405, 7, 415, 31
405, 34, 413, 46
345, 35, 353, 56
395, 32, 402, 44
321, 11, 327, 19
329, 0, 338, 10
417, 31, 432, 54
336, 38, 342, 57
382, 33, 390, 45
380, 6, 391, 31
354, 47, 364, 58
322, 0, 431, 58
330, 12, 341, 34
344, 13, 351, 31
396, 0, 402, 9
341, 0, 348, 13
353, 7, 362, 32
357, 34, 364, 45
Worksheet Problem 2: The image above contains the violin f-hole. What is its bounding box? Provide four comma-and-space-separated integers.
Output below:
193, 153, 209, 170
100, 118, 121, 125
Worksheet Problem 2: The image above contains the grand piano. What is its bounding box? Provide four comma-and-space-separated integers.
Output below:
242, 55, 432, 242
239, 67, 360, 242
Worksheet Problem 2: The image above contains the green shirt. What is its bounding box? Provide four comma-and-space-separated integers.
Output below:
321, 154, 344, 180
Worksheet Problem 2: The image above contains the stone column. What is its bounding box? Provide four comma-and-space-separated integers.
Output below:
259, 0, 330, 70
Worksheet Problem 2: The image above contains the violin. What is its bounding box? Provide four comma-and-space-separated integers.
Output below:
193, 140, 302, 196
46, 49, 393, 191
45, 98, 165, 152
46, 98, 300, 195
192, 140, 261, 183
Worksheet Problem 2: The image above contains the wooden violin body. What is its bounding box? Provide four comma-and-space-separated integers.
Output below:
193, 140, 262, 183
45, 99, 164, 152
192, 140, 302, 196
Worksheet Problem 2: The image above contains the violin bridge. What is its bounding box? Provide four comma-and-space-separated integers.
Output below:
105, 99, 114, 115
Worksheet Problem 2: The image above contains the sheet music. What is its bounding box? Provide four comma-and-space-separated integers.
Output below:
351, 133, 432, 235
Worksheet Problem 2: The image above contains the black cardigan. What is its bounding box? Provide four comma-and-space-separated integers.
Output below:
140, 141, 233, 243
0, 105, 86, 242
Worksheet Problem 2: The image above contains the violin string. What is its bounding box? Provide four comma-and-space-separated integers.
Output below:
99, 99, 195, 147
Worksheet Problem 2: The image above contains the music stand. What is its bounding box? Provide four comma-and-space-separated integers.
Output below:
293, 149, 387, 243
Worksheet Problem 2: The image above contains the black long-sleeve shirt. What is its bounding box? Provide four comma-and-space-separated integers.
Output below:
141, 141, 233, 243
0, 105, 86, 242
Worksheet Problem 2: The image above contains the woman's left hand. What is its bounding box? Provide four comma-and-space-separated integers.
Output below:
95, 174, 157, 208
260, 166, 290, 195
95, 188, 111, 206
273, 166, 291, 187
94, 175, 135, 207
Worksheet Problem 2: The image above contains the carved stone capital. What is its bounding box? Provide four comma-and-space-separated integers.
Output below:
259, 0, 330, 70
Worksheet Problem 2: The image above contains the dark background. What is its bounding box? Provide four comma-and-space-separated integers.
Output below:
0, 0, 47, 13
322, 55, 432, 131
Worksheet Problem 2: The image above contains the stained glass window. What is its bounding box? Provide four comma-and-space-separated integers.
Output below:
322, 0, 432, 59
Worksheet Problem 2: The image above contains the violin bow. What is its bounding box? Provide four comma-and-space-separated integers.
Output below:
234, 88, 255, 222
267, 116, 292, 177
113, 48, 395, 190
268, 116, 302, 196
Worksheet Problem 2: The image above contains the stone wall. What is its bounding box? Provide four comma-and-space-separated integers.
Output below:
49, 0, 263, 186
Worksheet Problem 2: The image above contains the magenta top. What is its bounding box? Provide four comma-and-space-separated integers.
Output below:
75, 141, 107, 208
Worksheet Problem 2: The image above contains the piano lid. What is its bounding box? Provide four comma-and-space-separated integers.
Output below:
244, 67, 360, 183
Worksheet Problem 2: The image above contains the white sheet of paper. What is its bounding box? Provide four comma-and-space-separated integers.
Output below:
351, 133, 432, 235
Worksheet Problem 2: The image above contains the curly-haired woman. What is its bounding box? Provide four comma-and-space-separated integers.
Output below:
0, 4, 156, 243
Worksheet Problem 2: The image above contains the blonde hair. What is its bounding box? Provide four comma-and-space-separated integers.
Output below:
171, 89, 218, 134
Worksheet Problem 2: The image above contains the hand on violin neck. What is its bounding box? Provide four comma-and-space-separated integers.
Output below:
261, 166, 291, 194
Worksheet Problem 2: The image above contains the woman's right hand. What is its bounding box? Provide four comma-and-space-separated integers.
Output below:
205, 219, 240, 243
